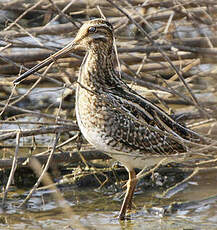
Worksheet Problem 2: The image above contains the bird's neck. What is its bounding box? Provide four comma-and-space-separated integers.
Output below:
79, 48, 119, 91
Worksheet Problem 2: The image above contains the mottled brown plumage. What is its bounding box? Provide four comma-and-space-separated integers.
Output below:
14, 18, 205, 220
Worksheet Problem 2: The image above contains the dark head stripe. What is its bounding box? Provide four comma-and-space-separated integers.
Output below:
89, 19, 113, 32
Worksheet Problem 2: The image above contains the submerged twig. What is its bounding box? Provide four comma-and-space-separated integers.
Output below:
163, 167, 199, 198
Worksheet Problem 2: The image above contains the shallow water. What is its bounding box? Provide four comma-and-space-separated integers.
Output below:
0, 168, 216, 230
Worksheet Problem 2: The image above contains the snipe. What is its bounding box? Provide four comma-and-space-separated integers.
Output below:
14, 19, 205, 219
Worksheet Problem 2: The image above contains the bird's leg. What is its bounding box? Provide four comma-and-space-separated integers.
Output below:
119, 169, 138, 220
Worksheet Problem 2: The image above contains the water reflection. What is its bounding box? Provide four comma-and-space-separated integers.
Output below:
0, 169, 216, 230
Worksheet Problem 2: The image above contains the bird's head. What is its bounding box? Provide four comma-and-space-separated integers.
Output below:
73, 19, 114, 52
13, 19, 114, 84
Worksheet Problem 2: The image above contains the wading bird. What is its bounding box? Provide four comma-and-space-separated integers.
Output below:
14, 18, 205, 220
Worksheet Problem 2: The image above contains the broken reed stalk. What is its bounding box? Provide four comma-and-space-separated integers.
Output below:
1, 131, 20, 207
19, 132, 60, 207
0, 125, 78, 141
0, 150, 110, 170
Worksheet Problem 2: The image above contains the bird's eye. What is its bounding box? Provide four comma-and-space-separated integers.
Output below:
88, 26, 96, 33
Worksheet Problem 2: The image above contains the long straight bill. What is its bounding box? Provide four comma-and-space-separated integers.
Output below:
13, 40, 77, 85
